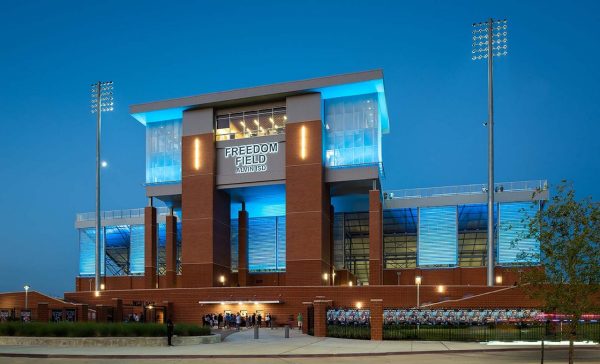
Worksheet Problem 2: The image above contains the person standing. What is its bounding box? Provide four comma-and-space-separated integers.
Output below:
297, 312, 303, 331
265, 313, 271, 329
236, 313, 241, 331
257, 313, 262, 328
166, 318, 175, 346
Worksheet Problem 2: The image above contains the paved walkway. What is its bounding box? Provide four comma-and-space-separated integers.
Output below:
0, 327, 598, 359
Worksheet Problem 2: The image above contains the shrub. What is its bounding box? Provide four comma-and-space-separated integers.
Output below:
0, 322, 209, 337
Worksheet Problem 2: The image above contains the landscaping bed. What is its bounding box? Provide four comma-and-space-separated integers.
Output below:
0, 322, 209, 337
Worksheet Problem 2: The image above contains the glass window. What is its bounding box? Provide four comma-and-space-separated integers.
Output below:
145, 118, 182, 184
215, 107, 286, 141
324, 94, 382, 168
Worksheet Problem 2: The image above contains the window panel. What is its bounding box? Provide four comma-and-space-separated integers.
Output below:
418, 206, 458, 267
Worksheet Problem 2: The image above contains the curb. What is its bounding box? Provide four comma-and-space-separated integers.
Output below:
1, 346, 599, 359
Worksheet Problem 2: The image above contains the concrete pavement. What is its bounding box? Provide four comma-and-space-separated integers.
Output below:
0, 327, 598, 360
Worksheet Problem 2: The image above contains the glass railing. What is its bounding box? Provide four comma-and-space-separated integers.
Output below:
384, 180, 548, 200
76, 207, 171, 222
215, 107, 286, 141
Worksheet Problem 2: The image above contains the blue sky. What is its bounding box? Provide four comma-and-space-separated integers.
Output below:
0, 1, 598, 296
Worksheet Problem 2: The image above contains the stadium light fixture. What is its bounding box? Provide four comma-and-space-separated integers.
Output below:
91, 81, 114, 294
472, 19, 508, 287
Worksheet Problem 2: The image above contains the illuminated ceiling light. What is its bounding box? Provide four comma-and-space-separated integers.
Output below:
356, 302, 362, 309
194, 138, 201, 170
220, 302, 225, 305
254, 302, 259, 305
300, 125, 307, 160
240, 121, 246, 127
253, 119, 259, 126
283, 115, 287, 121
269, 117, 274, 123
238, 302, 243, 306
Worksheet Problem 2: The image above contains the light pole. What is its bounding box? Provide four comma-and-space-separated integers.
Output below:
24, 285, 30, 310
415, 276, 422, 308
472, 19, 508, 286
90, 81, 114, 295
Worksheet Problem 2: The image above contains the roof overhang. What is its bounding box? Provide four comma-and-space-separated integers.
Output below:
130, 70, 389, 133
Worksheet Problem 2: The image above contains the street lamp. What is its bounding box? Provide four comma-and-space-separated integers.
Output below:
23, 285, 30, 310
415, 276, 422, 308
90, 81, 114, 294
472, 19, 508, 287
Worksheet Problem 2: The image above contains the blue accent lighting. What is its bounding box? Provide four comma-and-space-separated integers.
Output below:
498, 202, 540, 264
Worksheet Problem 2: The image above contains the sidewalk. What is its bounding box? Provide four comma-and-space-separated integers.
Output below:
0, 327, 598, 359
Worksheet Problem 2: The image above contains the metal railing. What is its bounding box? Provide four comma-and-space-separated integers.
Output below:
76, 207, 171, 222
384, 180, 547, 200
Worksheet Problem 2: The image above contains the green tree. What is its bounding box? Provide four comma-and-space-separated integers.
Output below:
519, 181, 600, 364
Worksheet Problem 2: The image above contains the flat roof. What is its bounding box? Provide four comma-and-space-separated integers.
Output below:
130, 70, 388, 131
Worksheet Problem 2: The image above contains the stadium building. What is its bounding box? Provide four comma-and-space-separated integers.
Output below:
65, 70, 548, 329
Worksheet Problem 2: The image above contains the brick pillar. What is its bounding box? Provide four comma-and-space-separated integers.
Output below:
330, 205, 335, 284
144, 205, 157, 289
181, 122, 231, 287
113, 298, 123, 323
96, 305, 106, 322
77, 304, 88, 322
37, 302, 49, 322
165, 213, 178, 288
302, 303, 313, 334
313, 300, 331, 337
369, 189, 383, 285
238, 206, 249, 286
370, 299, 383, 341
285, 119, 329, 286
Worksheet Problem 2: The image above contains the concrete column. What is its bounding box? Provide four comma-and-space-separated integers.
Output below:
37, 302, 49, 322
144, 206, 157, 289
113, 298, 123, 323
165, 213, 178, 288
238, 205, 249, 286
369, 189, 383, 285
313, 299, 331, 338
370, 299, 383, 341
76, 304, 88, 322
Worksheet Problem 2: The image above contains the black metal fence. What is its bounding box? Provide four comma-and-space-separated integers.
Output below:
383, 322, 600, 342
327, 324, 371, 340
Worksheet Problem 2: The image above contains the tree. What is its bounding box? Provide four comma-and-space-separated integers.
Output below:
518, 181, 600, 364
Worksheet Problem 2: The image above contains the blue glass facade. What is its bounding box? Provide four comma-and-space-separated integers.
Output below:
498, 202, 540, 264
324, 93, 382, 168
418, 206, 458, 267
230, 216, 286, 273
146, 118, 182, 184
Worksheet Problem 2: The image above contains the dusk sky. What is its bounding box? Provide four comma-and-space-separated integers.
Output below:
1, 1, 598, 296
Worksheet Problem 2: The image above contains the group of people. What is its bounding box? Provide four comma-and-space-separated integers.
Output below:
203, 312, 275, 330
383, 309, 541, 326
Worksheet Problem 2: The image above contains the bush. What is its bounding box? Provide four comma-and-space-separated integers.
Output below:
0, 322, 209, 337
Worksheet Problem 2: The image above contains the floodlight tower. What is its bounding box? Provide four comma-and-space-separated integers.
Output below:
472, 19, 508, 286
90, 81, 114, 295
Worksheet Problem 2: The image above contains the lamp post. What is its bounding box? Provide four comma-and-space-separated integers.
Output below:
24, 285, 30, 310
90, 81, 114, 296
415, 276, 422, 308
472, 19, 508, 286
